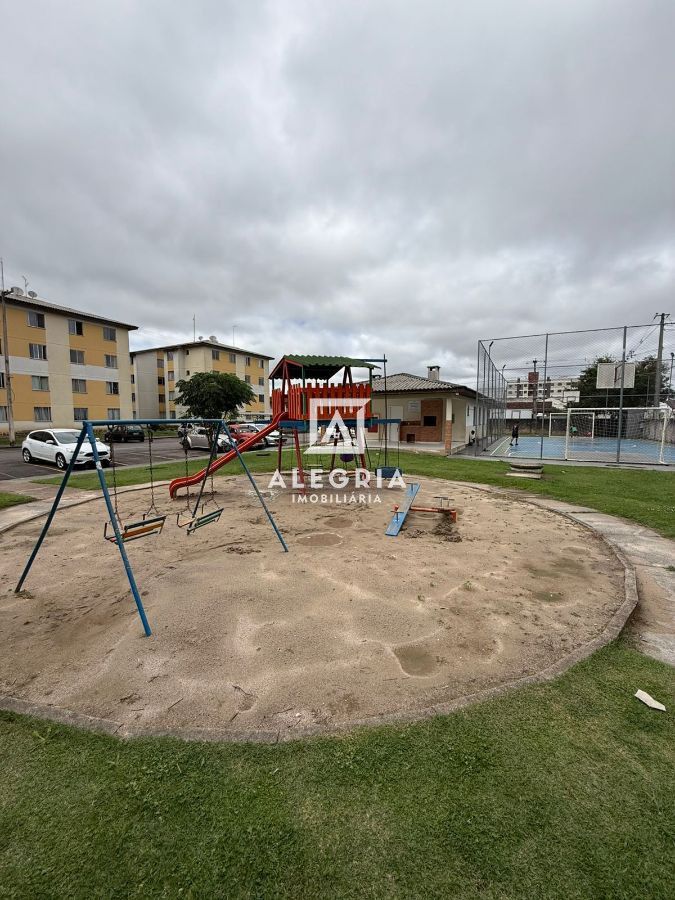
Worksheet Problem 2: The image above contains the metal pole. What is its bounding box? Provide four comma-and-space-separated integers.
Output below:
86, 422, 152, 636
616, 326, 627, 463
539, 334, 548, 459
191, 420, 223, 517
653, 313, 667, 406
474, 342, 480, 456
222, 423, 288, 552
15, 425, 88, 591
564, 407, 570, 460
0, 262, 16, 445
658, 408, 669, 465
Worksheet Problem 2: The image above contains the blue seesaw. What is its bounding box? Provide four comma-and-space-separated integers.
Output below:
385, 483, 420, 537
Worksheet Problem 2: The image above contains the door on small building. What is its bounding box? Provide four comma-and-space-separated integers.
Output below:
388, 405, 403, 443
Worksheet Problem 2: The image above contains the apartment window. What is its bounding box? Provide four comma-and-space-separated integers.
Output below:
168, 371, 174, 382
106, 381, 119, 395
229, 352, 236, 363
27, 311, 45, 328
72, 378, 87, 393
167, 351, 174, 361
0, 373, 4, 388
73, 407, 88, 421
169, 410, 176, 420
0, 406, 7, 422
186, 370, 190, 376
158, 394, 166, 404
258, 394, 265, 403
158, 376, 165, 386
245, 356, 251, 366
245, 375, 251, 384
68, 319, 84, 335
131, 392, 136, 403
70, 349, 85, 364
157, 357, 164, 368
34, 406, 52, 422
168, 390, 175, 401
258, 377, 265, 386
212, 349, 220, 360
258, 359, 264, 369
32, 375, 49, 391
104, 354, 118, 368
107, 408, 120, 420
29, 343, 47, 360
130, 373, 135, 384
103, 326, 116, 341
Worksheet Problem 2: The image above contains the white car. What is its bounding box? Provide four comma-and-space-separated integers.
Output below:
22, 428, 111, 470
179, 425, 234, 453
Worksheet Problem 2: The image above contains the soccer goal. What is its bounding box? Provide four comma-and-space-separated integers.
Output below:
564, 407, 673, 463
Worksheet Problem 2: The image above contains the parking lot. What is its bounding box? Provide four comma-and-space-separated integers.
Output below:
0, 437, 211, 481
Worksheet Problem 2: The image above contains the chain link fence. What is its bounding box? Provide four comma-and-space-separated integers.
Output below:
475, 321, 674, 465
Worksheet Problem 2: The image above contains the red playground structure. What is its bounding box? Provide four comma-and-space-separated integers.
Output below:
269, 355, 380, 493
169, 355, 388, 498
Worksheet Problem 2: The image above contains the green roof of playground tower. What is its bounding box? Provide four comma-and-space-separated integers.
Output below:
269, 355, 379, 380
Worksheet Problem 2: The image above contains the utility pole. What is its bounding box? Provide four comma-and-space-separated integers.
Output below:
669, 352, 674, 399
1, 259, 16, 445
531, 358, 538, 425
653, 312, 670, 406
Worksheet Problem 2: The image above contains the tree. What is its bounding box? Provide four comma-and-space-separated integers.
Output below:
174, 371, 255, 420
575, 356, 668, 408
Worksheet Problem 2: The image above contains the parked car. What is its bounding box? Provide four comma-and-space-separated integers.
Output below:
234, 422, 286, 446
22, 429, 111, 470
227, 423, 269, 449
179, 425, 235, 453
104, 424, 145, 443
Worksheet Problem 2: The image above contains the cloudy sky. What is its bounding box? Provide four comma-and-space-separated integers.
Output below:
1, 0, 673, 382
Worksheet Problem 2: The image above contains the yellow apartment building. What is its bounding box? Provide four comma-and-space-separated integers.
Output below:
0, 287, 135, 432
130, 336, 273, 421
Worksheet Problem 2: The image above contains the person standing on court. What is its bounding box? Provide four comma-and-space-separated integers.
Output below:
510, 423, 519, 446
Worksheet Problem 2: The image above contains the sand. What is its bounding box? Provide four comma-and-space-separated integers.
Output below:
0, 475, 625, 737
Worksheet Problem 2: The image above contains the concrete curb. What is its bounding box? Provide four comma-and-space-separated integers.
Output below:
1, 478, 643, 743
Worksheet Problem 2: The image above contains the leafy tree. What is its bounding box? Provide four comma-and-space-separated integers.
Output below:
575, 355, 667, 408
174, 371, 255, 420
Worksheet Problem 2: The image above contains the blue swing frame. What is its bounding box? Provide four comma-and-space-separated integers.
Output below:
15, 417, 288, 637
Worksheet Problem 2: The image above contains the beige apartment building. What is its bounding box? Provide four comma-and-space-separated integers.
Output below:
130, 337, 273, 421
0, 287, 135, 432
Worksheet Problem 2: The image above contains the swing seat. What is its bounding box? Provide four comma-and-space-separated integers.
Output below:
104, 515, 167, 543
186, 507, 224, 535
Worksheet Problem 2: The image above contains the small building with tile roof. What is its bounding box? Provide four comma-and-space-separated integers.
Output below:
370, 366, 477, 453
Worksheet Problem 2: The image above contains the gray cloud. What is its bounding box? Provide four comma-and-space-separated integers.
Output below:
1, 0, 673, 383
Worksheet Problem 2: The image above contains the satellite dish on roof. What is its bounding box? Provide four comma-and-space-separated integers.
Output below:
27, 290, 38, 298
209, 334, 217, 342
198, 335, 204, 340
11, 287, 24, 295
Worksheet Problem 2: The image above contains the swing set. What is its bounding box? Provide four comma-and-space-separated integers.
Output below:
103, 427, 167, 542
15, 417, 288, 638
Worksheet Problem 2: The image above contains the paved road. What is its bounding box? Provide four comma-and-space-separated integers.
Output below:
0, 438, 211, 481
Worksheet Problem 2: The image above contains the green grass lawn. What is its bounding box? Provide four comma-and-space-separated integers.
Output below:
39, 449, 675, 538
0, 491, 35, 510
1, 643, 673, 898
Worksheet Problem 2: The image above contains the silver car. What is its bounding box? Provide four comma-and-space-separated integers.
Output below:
22, 428, 110, 470
179, 426, 234, 453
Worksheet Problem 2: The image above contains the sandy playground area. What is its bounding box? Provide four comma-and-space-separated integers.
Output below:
0, 474, 626, 738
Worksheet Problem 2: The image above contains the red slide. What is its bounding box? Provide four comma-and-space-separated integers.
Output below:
169, 412, 286, 498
